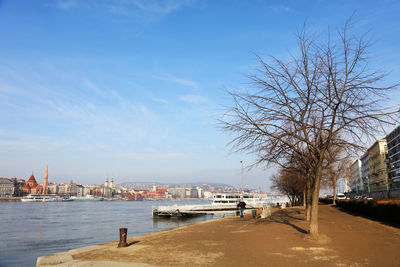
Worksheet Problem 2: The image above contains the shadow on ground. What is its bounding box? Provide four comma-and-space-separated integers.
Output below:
127, 241, 140, 247
257, 208, 308, 234
334, 206, 400, 230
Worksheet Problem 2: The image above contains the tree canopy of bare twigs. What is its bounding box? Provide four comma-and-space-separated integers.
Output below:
221, 19, 399, 237
271, 163, 306, 206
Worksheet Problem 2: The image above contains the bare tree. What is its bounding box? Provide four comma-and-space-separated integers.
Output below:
321, 144, 351, 205
221, 19, 398, 237
288, 149, 314, 221
271, 166, 306, 206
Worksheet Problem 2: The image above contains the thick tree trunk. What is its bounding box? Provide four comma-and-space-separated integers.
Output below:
309, 165, 322, 237
332, 179, 337, 205
306, 190, 311, 221
303, 190, 306, 207
306, 179, 312, 221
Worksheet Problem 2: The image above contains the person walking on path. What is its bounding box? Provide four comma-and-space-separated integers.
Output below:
237, 199, 246, 218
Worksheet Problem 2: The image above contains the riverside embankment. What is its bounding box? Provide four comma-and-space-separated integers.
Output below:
0, 197, 21, 202
37, 204, 400, 267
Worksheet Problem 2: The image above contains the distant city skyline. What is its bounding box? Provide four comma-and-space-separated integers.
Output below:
1, 0, 400, 191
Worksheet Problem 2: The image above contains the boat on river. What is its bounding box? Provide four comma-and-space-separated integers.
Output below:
211, 193, 267, 208
21, 194, 71, 202
70, 195, 104, 201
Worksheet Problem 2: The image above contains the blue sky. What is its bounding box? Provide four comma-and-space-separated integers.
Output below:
1, 0, 399, 190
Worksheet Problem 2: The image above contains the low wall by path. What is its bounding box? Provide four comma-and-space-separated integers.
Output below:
346, 188, 400, 200
389, 189, 400, 199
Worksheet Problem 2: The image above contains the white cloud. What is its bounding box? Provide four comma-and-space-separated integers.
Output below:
131, 103, 157, 119
84, 79, 102, 94
53, 0, 78, 10
0, 60, 167, 147
50, 0, 197, 21
0, 140, 28, 146
109, 89, 124, 102
153, 98, 169, 105
152, 74, 198, 88
131, 0, 183, 15
119, 152, 188, 160
0, 137, 73, 152
178, 94, 207, 104
270, 5, 291, 13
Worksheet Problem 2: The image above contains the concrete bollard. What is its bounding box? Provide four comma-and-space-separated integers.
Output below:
118, 228, 128, 248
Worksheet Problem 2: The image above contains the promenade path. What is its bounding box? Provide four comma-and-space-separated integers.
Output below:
37, 204, 400, 267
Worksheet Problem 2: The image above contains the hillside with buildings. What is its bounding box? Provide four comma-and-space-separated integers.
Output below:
0, 171, 262, 201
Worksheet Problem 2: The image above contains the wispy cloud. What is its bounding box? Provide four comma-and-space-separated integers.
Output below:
270, 5, 291, 13
84, 79, 102, 94
0, 60, 169, 152
153, 74, 198, 88
119, 152, 187, 160
0, 140, 29, 147
178, 94, 207, 104
153, 98, 169, 105
131, 0, 184, 15
52, 0, 78, 10
0, 136, 73, 152
50, 0, 197, 21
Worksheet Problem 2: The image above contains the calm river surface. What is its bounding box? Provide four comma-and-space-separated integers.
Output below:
0, 200, 214, 267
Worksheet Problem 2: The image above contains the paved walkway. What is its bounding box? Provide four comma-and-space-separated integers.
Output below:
37, 205, 400, 266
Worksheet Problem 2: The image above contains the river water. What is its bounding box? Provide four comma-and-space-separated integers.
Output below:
0, 200, 215, 267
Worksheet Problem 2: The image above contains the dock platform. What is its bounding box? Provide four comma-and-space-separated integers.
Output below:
152, 204, 239, 218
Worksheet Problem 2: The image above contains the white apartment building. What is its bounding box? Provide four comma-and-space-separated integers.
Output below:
387, 125, 400, 189
360, 153, 371, 193
350, 159, 363, 193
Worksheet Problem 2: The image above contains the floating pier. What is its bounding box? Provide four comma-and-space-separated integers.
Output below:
152, 204, 239, 218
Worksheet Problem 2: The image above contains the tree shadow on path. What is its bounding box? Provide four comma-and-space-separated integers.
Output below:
334, 206, 400, 230
257, 208, 308, 234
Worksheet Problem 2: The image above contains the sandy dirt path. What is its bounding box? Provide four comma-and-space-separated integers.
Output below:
37, 204, 400, 267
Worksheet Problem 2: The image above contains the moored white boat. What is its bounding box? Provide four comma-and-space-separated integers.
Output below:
70, 195, 104, 201
211, 193, 268, 208
21, 194, 71, 202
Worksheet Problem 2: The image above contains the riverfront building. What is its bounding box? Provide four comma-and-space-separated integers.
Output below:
58, 183, 71, 195
22, 174, 40, 194
48, 183, 59, 194
350, 160, 363, 193
168, 187, 186, 199
0, 178, 15, 197
360, 153, 371, 193
386, 126, 400, 189
368, 140, 390, 191
10, 178, 25, 196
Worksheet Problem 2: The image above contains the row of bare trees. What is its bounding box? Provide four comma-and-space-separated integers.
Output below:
271, 143, 351, 214
222, 19, 398, 237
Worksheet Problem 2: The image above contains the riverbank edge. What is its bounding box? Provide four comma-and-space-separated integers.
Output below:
36, 205, 400, 267
0, 197, 22, 202
36, 210, 252, 267
0, 197, 213, 202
